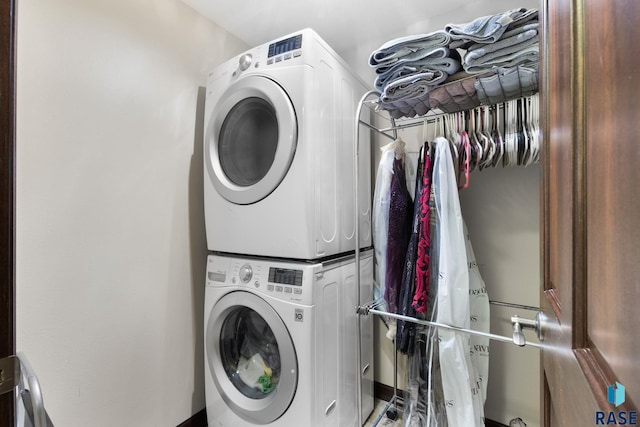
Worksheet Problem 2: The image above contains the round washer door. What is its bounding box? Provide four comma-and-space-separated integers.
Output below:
206, 291, 298, 424
205, 75, 297, 205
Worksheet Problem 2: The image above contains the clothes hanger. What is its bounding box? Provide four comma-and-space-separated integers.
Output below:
530, 95, 540, 164
476, 107, 491, 170
445, 112, 460, 178
471, 109, 483, 170
480, 105, 496, 169
506, 99, 518, 167
466, 111, 477, 172
458, 112, 471, 190
521, 98, 534, 166
491, 103, 504, 168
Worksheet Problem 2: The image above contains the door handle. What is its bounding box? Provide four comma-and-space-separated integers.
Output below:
511, 312, 544, 347
325, 399, 337, 416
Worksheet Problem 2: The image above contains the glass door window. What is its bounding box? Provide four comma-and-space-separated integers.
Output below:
219, 97, 279, 187
219, 306, 281, 399
206, 291, 298, 424
206, 76, 297, 205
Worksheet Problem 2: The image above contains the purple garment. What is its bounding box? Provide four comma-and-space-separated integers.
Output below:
384, 156, 412, 314
396, 151, 423, 355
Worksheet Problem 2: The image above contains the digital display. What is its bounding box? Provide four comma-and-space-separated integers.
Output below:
268, 267, 303, 286
268, 34, 303, 58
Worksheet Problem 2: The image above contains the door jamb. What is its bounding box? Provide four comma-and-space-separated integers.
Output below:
0, 0, 16, 423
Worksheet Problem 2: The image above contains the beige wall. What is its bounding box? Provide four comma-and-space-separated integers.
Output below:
459, 165, 541, 426
16, 0, 247, 425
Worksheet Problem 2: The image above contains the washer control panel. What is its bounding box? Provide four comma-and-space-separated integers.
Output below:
206, 255, 311, 304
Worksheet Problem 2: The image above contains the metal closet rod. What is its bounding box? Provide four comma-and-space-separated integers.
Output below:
359, 305, 542, 349
359, 111, 443, 141
489, 299, 540, 311
360, 97, 525, 141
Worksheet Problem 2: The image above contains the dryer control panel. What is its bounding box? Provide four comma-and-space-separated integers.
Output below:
268, 34, 302, 57
266, 33, 303, 66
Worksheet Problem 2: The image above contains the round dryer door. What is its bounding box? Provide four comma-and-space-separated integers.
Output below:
205, 75, 297, 205
206, 291, 298, 424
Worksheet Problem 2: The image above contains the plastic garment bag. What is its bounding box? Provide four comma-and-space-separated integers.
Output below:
465, 222, 490, 403
403, 330, 428, 427
372, 140, 401, 311
403, 326, 449, 427
431, 137, 484, 427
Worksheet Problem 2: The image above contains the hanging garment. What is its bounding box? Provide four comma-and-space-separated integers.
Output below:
396, 147, 424, 355
431, 137, 484, 427
372, 140, 403, 311
412, 144, 432, 314
384, 149, 413, 320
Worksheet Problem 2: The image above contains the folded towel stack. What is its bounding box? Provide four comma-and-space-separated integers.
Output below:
446, 8, 538, 48
369, 31, 462, 100
456, 10, 540, 74
369, 8, 539, 119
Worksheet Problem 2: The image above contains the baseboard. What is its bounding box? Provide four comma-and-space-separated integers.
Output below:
182, 385, 508, 427
176, 408, 207, 427
485, 420, 509, 427
374, 381, 508, 427
374, 381, 405, 402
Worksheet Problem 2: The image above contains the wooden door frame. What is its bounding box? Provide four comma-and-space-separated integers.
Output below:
0, 0, 16, 423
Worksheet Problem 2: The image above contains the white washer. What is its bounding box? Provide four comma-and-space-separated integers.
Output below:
204, 251, 374, 427
203, 28, 371, 260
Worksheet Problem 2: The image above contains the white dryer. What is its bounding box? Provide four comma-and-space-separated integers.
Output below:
203, 28, 372, 260
204, 251, 374, 427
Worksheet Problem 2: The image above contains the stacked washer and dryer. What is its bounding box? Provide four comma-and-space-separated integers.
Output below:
202, 29, 374, 427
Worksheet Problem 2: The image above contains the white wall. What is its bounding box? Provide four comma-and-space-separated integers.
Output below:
16, 0, 247, 425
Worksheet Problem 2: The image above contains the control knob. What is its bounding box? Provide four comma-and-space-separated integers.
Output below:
238, 53, 253, 71
239, 264, 253, 284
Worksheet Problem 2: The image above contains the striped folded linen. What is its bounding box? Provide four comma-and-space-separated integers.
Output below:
374, 49, 461, 91
446, 8, 538, 45
369, 31, 451, 67
464, 23, 538, 64
464, 43, 539, 74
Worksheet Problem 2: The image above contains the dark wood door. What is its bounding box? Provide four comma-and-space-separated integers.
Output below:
0, 0, 16, 424
541, 0, 640, 425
